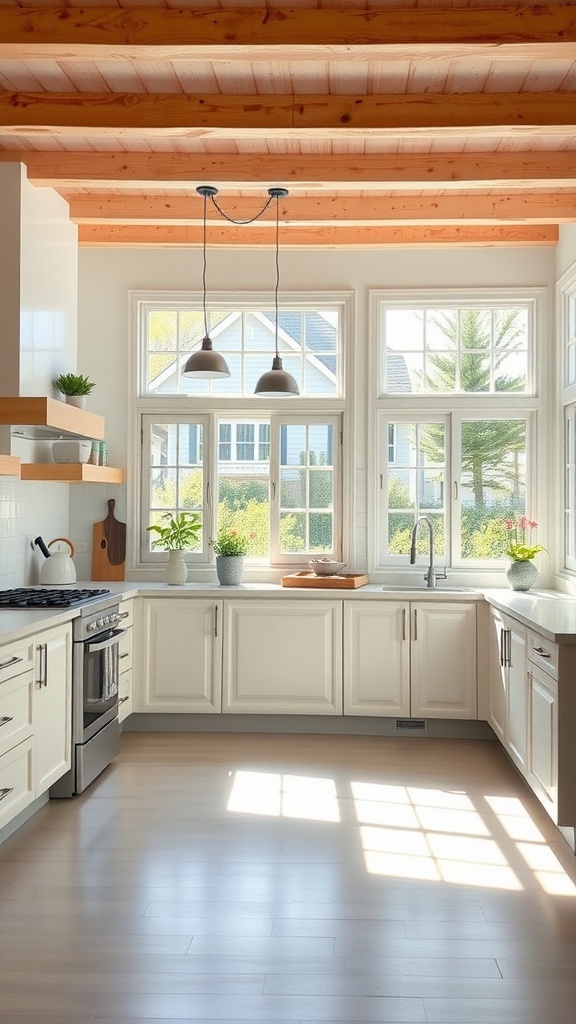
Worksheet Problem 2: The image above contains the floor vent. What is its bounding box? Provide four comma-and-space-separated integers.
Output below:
395, 718, 427, 733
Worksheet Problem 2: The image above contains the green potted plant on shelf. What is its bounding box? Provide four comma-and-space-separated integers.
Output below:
53, 373, 96, 409
147, 511, 202, 586
212, 527, 249, 586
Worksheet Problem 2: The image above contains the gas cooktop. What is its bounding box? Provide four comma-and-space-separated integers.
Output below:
0, 588, 111, 609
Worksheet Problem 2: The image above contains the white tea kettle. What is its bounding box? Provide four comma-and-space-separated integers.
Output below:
39, 537, 77, 586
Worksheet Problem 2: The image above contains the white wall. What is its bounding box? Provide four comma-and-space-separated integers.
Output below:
556, 225, 576, 280
76, 244, 556, 578
0, 479, 70, 588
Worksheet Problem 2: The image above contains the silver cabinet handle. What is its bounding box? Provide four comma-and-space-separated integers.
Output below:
118, 696, 130, 705
214, 604, 218, 638
401, 608, 406, 641
533, 646, 552, 659
505, 629, 512, 668
413, 609, 418, 641
0, 787, 14, 802
0, 655, 23, 671
36, 643, 46, 688
0, 716, 13, 728
500, 627, 506, 667
117, 611, 130, 621
120, 653, 130, 660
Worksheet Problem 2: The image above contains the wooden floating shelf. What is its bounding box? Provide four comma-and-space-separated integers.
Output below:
0, 454, 21, 477
21, 464, 124, 484
0, 397, 105, 440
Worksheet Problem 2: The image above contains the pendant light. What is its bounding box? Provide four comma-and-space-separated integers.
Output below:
182, 186, 231, 380
254, 188, 299, 397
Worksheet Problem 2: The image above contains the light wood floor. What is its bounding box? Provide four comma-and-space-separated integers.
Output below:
1, 732, 576, 1023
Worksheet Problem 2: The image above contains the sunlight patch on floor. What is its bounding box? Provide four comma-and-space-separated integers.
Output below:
227, 770, 340, 821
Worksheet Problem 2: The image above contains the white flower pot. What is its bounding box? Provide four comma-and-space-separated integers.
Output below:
65, 395, 87, 409
165, 549, 188, 586
506, 559, 538, 592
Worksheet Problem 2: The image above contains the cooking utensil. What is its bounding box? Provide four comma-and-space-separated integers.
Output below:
309, 558, 347, 576
39, 537, 77, 585
34, 536, 51, 559
92, 498, 126, 581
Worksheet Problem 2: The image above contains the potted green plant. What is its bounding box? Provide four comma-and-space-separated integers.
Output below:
503, 514, 546, 591
147, 511, 202, 585
53, 373, 96, 410
212, 527, 249, 586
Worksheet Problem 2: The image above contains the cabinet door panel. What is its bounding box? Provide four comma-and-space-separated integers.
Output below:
0, 737, 34, 830
0, 670, 34, 758
506, 622, 528, 771
410, 603, 477, 719
344, 601, 409, 716
528, 665, 557, 810
223, 600, 342, 714
142, 599, 222, 713
488, 609, 507, 743
34, 624, 72, 793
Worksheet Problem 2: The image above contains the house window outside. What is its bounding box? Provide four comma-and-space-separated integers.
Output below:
373, 290, 540, 569
135, 294, 347, 568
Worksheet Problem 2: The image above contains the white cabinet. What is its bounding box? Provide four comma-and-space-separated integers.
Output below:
344, 600, 477, 719
33, 622, 72, 793
344, 601, 409, 715
117, 600, 134, 724
0, 635, 35, 830
223, 599, 342, 714
141, 598, 222, 713
489, 608, 528, 771
410, 603, 477, 718
527, 660, 557, 813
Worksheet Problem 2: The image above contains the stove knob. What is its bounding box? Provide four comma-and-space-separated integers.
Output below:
96, 618, 105, 628
87, 622, 98, 632
103, 616, 110, 625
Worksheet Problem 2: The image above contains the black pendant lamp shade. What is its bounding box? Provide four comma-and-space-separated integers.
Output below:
182, 186, 231, 380
254, 189, 299, 397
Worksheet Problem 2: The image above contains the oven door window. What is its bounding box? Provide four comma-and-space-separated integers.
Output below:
83, 629, 121, 731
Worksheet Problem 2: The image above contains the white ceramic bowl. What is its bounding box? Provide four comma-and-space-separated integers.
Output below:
309, 559, 346, 576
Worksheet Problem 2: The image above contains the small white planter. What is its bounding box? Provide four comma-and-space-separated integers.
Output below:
165, 549, 188, 586
65, 395, 87, 409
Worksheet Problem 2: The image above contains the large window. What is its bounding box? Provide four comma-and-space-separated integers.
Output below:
373, 290, 541, 570
559, 266, 576, 573
134, 293, 348, 569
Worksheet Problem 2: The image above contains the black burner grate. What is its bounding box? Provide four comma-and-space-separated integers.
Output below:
0, 588, 111, 608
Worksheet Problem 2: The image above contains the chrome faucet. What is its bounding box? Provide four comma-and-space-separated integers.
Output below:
409, 515, 447, 588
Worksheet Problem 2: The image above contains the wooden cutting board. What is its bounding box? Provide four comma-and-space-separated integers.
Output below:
92, 498, 126, 581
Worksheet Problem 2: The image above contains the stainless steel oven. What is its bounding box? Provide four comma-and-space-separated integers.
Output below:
51, 599, 127, 797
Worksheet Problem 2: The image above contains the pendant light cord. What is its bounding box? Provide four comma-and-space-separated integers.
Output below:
209, 192, 275, 226
274, 192, 280, 360
202, 190, 209, 339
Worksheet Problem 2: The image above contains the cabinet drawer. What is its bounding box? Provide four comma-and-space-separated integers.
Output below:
118, 669, 132, 724
0, 737, 34, 831
119, 628, 133, 674
0, 637, 35, 685
117, 601, 134, 630
527, 631, 558, 679
0, 671, 34, 758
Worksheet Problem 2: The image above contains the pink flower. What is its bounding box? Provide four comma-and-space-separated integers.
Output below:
504, 519, 514, 530
517, 515, 528, 529
528, 520, 538, 529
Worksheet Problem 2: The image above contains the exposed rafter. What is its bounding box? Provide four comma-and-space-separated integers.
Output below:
6, 151, 576, 192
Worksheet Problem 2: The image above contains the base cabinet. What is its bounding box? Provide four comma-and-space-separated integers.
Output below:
344, 600, 477, 719
33, 622, 72, 793
527, 662, 558, 814
223, 599, 342, 714
490, 608, 528, 772
118, 600, 134, 724
141, 598, 222, 713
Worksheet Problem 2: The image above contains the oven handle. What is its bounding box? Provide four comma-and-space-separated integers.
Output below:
85, 628, 125, 653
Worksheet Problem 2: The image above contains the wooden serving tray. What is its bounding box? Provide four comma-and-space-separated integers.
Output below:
281, 572, 369, 589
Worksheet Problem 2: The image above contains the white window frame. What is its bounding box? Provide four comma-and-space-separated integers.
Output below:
368, 288, 546, 575
129, 290, 353, 576
558, 264, 576, 574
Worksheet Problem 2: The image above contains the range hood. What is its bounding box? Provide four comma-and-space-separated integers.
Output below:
0, 397, 105, 441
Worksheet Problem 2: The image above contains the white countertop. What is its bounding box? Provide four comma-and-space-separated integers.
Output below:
2, 581, 576, 645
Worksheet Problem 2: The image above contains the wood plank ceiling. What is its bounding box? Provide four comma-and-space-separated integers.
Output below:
0, 1, 574, 248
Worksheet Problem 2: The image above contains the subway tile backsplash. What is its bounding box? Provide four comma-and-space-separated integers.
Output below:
0, 479, 70, 587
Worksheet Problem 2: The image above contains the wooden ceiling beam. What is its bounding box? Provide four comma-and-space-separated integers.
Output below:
0, 5, 574, 59
6, 150, 576, 191
78, 223, 559, 248
1, 91, 574, 136
67, 192, 576, 225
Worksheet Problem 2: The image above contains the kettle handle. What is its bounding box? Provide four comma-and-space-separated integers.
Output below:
47, 537, 75, 558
